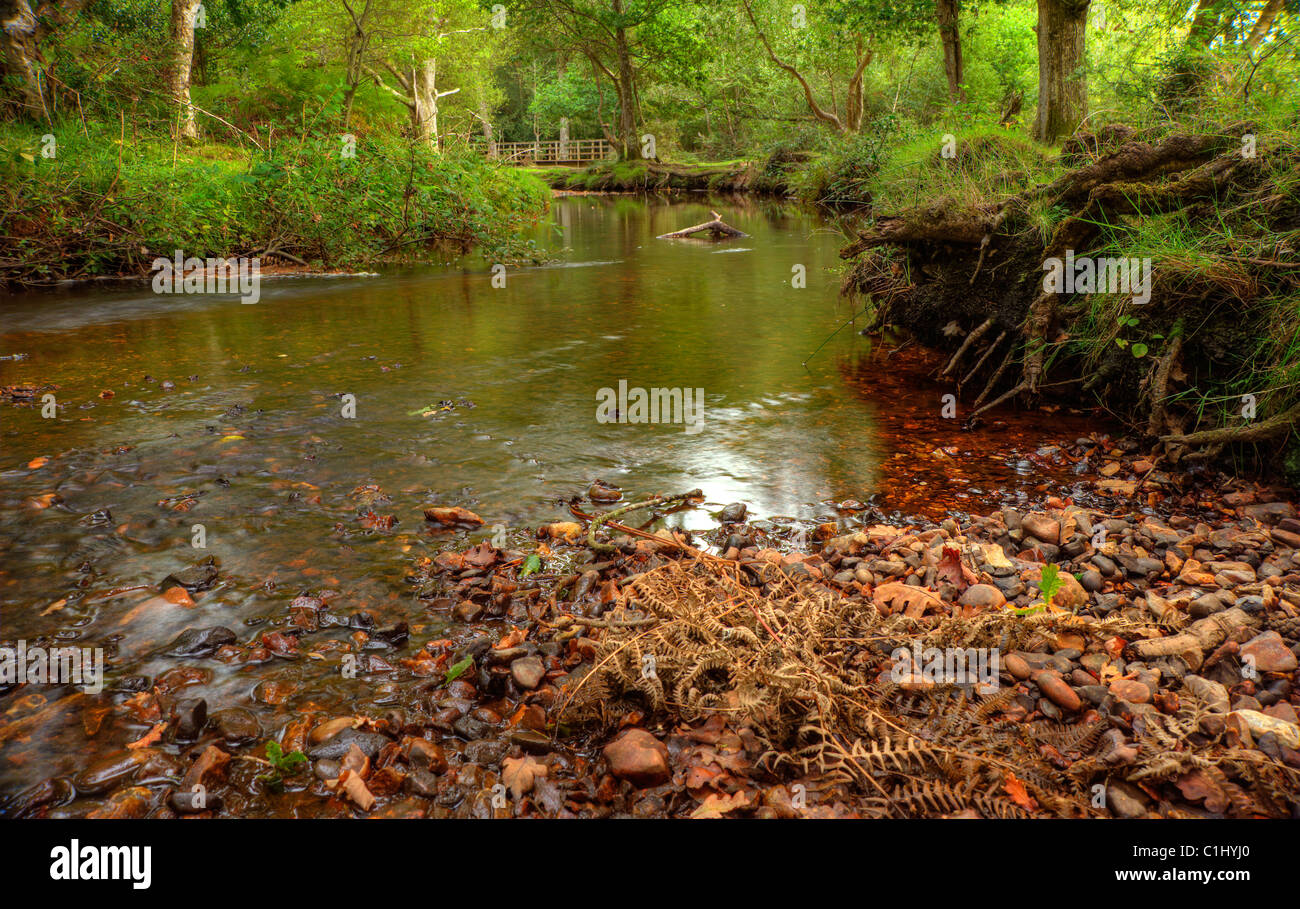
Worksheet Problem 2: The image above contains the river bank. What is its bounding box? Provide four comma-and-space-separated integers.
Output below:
0, 125, 551, 290
3, 194, 1298, 820
6, 420, 1298, 819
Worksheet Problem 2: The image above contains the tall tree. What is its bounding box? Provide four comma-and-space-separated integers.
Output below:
1032, 0, 1090, 143
514, 0, 692, 159
1246, 0, 1286, 47
0, 0, 89, 121
169, 0, 202, 139
935, 0, 963, 101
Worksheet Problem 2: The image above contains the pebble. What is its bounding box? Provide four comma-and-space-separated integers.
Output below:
307, 727, 389, 760
1032, 671, 1081, 712
1241, 631, 1298, 672
602, 728, 670, 787
958, 583, 1005, 609
164, 626, 236, 658
510, 656, 546, 689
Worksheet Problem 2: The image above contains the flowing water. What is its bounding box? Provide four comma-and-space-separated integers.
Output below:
0, 196, 1103, 804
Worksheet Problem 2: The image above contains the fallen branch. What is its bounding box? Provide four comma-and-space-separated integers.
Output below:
657, 211, 748, 240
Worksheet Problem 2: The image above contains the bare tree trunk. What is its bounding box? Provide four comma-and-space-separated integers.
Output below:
366, 58, 458, 148
612, 0, 640, 159
935, 0, 964, 101
0, 0, 90, 121
1033, 0, 1090, 144
412, 60, 436, 144
845, 39, 873, 132
1246, 0, 1284, 47
340, 0, 373, 127
169, 0, 201, 140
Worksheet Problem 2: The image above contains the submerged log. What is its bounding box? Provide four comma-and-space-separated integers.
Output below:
657, 211, 748, 240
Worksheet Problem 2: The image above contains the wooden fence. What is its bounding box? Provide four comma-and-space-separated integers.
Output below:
485, 139, 615, 165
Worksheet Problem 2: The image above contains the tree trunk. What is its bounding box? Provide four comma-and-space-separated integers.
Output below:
340, 0, 373, 128
935, 0, 964, 101
844, 39, 872, 132
612, 3, 640, 160
0, 0, 90, 121
412, 59, 437, 144
169, 0, 201, 140
1033, 0, 1090, 144
1246, 0, 1284, 47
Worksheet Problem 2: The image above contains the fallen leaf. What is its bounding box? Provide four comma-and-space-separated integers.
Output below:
502, 754, 548, 800
337, 769, 375, 810
1003, 772, 1038, 812
691, 790, 752, 819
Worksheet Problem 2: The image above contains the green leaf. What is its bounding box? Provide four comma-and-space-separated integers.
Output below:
1131, 342, 1149, 358
1038, 563, 1063, 605
445, 655, 474, 684
1114, 338, 1128, 349
521, 553, 542, 578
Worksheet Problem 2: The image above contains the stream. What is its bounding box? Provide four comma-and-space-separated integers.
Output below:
0, 196, 1105, 808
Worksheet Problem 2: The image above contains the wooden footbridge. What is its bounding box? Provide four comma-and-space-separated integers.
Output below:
486, 139, 615, 166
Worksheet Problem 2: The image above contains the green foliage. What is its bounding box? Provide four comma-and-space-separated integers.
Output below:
521, 554, 543, 578
445, 655, 474, 684
0, 123, 549, 282
1037, 563, 1063, 607
259, 740, 307, 790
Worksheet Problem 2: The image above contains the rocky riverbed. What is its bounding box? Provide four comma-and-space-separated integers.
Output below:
5, 432, 1299, 819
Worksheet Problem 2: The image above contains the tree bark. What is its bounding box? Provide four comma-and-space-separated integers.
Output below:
935, 0, 964, 102
1032, 0, 1090, 144
0, 0, 90, 121
1246, 0, 1284, 47
340, 0, 373, 128
612, 0, 640, 159
169, 0, 201, 139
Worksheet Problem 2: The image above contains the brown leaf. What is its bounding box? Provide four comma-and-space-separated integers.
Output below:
338, 770, 375, 811
936, 545, 976, 591
690, 790, 752, 819
1003, 772, 1038, 812
1176, 770, 1228, 814
873, 581, 945, 618
502, 755, 547, 801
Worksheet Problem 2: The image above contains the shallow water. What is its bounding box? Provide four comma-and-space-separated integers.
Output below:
0, 196, 1102, 803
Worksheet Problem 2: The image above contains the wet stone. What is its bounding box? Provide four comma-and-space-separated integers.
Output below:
462, 740, 507, 764
603, 728, 670, 788
511, 656, 546, 690
162, 558, 219, 592
171, 698, 207, 740
211, 708, 261, 745
164, 626, 237, 658
307, 727, 389, 760
718, 503, 747, 524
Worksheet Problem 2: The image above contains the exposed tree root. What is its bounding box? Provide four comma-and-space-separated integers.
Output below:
839, 124, 1298, 465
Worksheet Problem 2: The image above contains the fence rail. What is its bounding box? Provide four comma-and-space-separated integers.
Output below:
486, 139, 614, 165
